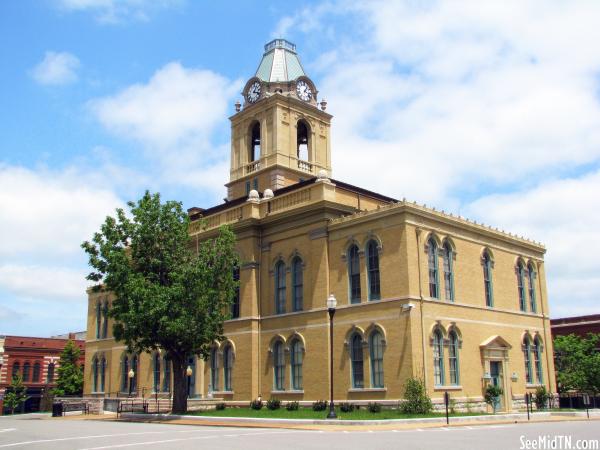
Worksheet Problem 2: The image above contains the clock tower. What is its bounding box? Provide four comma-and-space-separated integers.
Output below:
226, 39, 332, 200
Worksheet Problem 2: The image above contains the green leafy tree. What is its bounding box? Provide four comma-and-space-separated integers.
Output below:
53, 340, 83, 396
82, 191, 238, 414
4, 376, 29, 414
553, 333, 600, 393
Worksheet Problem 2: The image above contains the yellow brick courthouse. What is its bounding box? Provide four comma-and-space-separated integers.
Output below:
84, 39, 555, 411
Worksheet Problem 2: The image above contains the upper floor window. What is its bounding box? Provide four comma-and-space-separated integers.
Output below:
433, 330, 445, 386
528, 263, 537, 313
231, 266, 240, 319
32, 362, 41, 382
291, 257, 303, 311
443, 242, 455, 302
367, 240, 381, 301
22, 362, 30, 382
369, 331, 384, 388
12, 362, 20, 380
427, 238, 439, 299
275, 261, 286, 314
95, 301, 101, 339
290, 338, 303, 390
350, 333, 364, 388
46, 363, 54, 383
348, 245, 361, 303
273, 341, 285, 391
517, 262, 527, 312
448, 331, 460, 385
482, 250, 494, 307
250, 122, 261, 162
101, 301, 109, 338
223, 344, 233, 392
297, 120, 309, 161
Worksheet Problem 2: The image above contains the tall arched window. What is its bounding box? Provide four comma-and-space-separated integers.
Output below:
443, 242, 455, 302
275, 261, 286, 314
250, 122, 261, 162
121, 353, 129, 392
210, 347, 219, 392
348, 245, 361, 303
22, 362, 30, 382
231, 266, 240, 319
367, 240, 381, 301
297, 120, 309, 161
101, 301, 109, 338
528, 263, 537, 313
32, 362, 41, 382
92, 356, 99, 392
131, 354, 138, 393
517, 262, 527, 312
523, 336, 533, 384
350, 333, 364, 388
11, 362, 20, 380
291, 257, 303, 311
46, 363, 54, 383
290, 339, 303, 390
100, 357, 106, 392
273, 341, 285, 391
162, 355, 171, 392
427, 238, 439, 299
187, 355, 196, 397
483, 250, 494, 307
534, 337, 543, 384
433, 330, 444, 386
223, 345, 233, 391
153, 353, 161, 393
448, 331, 460, 385
95, 301, 101, 339
369, 331, 384, 388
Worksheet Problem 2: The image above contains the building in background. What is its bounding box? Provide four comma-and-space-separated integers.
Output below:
550, 314, 600, 339
0, 333, 85, 414
84, 39, 555, 412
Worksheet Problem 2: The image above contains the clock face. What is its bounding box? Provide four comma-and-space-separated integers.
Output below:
296, 80, 312, 101
247, 81, 261, 103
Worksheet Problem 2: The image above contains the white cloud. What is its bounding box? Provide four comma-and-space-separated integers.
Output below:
57, 0, 182, 23
30, 51, 80, 85
0, 264, 87, 301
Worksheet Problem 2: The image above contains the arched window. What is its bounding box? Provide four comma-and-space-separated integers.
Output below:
131, 354, 138, 393
223, 345, 233, 392
483, 250, 494, 307
32, 362, 41, 382
367, 240, 381, 301
427, 238, 440, 298
100, 357, 106, 392
297, 120, 309, 161
290, 339, 303, 390
250, 122, 261, 162
448, 331, 460, 385
92, 356, 99, 392
120, 353, 129, 392
152, 354, 160, 392
162, 355, 171, 393
350, 333, 364, 388
12, 362, 20, 380
523, 336, 533, 384
443, 242, 455, 302
22, 362, 30, 382
101, 301, 109, 338
534, 337, 543, 384
231, 266, 240, 319
291, 257, 303, 311
369, 331, 384, 388
517, 262, 527, 312
275, 261, 286, 314
348, 245, 361, 303
46, 363, 54, 383
95, 301, 101, 339
187, 355, 196, 397
433, 330, 444, 386
528, 263, 537, 313
210, 347, 219, 392
273, 341, 285, 391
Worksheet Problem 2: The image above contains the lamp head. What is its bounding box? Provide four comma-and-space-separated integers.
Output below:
128, 369, 135, 379
327, 294, 337, 310
186, 365, 193, 377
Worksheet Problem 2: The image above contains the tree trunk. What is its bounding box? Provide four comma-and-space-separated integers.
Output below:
171, 354, 188, 415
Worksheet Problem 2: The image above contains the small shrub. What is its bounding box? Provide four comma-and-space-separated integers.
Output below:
367, 402, 382, 413
312, 400, 328, 411
400, 377, 433, 414
286, 401, 299, 411
484, 385, 503, 413
250, 398, 263, 410
266, 398, 281, 410
534, 386, 550, 410
215, 402, 226, 411
339, 402, 355, 413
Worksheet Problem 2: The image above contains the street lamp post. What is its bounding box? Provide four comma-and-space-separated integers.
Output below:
186, 365, 193, 399
327, 294, 337, 419
128, 369, 135, 397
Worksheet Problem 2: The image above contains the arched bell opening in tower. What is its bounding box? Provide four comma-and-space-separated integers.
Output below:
297, 119, 309, 161
249, 121, 261, 162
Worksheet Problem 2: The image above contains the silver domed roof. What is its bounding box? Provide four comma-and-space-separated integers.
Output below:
255, 39, 306, 82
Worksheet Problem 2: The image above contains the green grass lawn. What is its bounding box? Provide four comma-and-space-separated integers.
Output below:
187, 407, 487, 420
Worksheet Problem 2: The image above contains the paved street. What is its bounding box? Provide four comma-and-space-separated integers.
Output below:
0, 414, 599, 450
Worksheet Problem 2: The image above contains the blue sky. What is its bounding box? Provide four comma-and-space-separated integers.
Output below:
1, 0, 600, 336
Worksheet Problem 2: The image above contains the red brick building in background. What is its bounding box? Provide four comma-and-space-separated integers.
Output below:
550, 314, 600, 339
0, 332, 85, 414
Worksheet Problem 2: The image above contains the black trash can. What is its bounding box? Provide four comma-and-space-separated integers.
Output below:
52, 402, 63, 417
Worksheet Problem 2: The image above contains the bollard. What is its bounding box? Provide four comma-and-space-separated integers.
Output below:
444, 391, 450, 425
525, 393, 530, 421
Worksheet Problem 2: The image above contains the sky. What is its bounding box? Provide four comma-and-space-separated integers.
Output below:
1, 0, 599, 336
